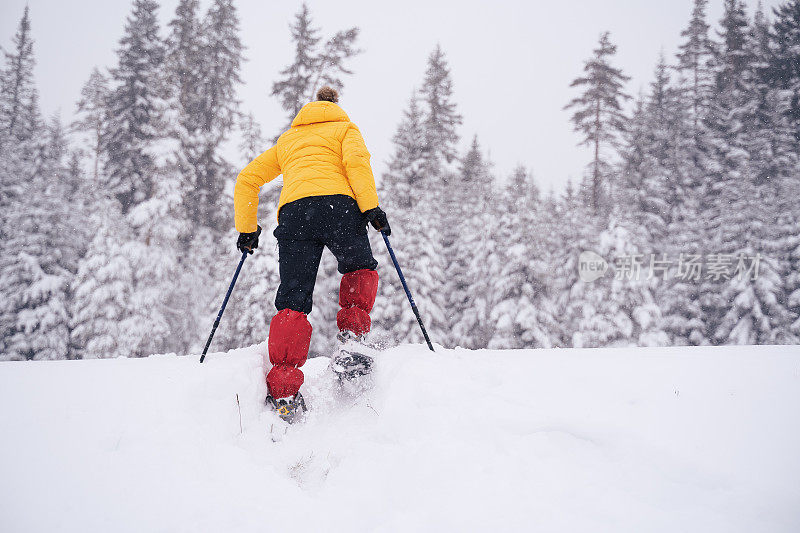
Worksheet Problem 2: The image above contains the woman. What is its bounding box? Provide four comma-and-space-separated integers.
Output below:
233, 86, 390, 422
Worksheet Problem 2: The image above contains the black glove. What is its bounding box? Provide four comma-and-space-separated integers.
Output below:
363, 207, 391, 236
237, 225, 262, 254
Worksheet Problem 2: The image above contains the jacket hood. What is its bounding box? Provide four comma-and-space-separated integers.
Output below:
291, 101, 350, 127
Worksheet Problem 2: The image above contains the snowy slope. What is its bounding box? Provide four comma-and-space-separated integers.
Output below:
1, 344, 799, 533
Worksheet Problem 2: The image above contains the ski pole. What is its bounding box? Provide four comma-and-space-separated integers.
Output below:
199, 250, 249, 363
381, 231, 435, 352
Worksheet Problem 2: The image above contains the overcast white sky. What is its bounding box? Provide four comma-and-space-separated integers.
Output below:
0, 0, 783, 192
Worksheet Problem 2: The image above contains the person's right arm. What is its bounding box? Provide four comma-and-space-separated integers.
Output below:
341, 123, 391, 235
341, 124, 380, 213
234, 145, 281, 233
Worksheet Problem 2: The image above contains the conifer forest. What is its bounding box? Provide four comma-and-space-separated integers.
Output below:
1, 0, 799, 361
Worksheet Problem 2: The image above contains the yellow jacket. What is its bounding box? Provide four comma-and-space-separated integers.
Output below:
234, 101, 379, 233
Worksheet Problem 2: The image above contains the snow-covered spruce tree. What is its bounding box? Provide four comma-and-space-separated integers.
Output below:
532, 189, 566, 347
671, 0, 717, 216
442, 136, 498, 348
548, 183, 599, 347
165, 0, 203, 130
746, 2, 797, 187
192, 0, 243, 229
363, 56, 460, 350
271, 3, 320, 129
271, 2, 360, 133
11, 118, 94, 360
165, 0, 244, 231
676, 0, 718, 134
615, 60, 689, 345
616, 58, 675, 245
69, 199, 136, 359
698, 0, 754, 343
42, 116, 92, 300
655, 0, 720, 346
557, 176, 667, 347
0, 6, 39, 154
239, 112, 267, 162
420, 44, 463, 181
381, 92, 427, 210
770, 0, 800, 142
559, 31, 664, 348
0, 5, 41, 220
567, 217, 667, 348
749, 2, 800, 342
371, 90, 438, 346
671, 0, 717, 220
164, 0, 205, 227
564, 31, 631, 216
784, 166, 800, 339
71, 68, 109, 181
0, 7, 45, 360
695, 1, 786, 345
415, 46, 464, 345
770, 0, 800, 338
103, 0, 166, 213
704, 0, 752, 194
71, 137, 193, 358
488, 166, 558, 349
161, 0, 251, 352
309, 27, 361, 102
123, 164, 195, 357
0, 5, 40, 216
62, 149, 96, 359
706, 2, 798, 344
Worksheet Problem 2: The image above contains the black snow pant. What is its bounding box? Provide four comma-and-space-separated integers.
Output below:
273, 194, 378, 315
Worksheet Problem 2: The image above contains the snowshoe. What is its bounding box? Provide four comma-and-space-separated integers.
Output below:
331, 330, 378, 381
331, 351, 374, 379
265, 391, 307, 424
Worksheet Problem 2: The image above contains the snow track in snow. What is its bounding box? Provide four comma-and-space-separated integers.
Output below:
1, 344, 799, 532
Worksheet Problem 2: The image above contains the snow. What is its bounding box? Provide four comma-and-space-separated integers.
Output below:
1, 344, 799, 532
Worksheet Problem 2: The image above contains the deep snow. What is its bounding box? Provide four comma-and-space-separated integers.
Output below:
1, 344, 799, 532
